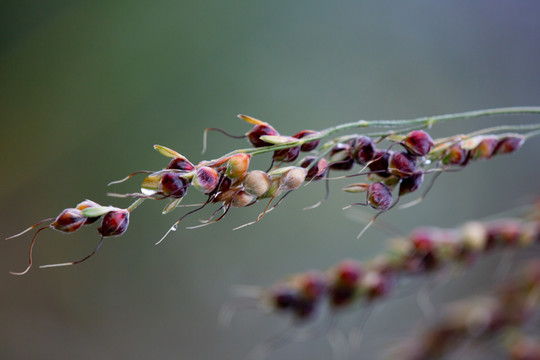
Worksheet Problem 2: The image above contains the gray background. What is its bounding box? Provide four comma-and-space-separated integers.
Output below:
1, 1, 539, 359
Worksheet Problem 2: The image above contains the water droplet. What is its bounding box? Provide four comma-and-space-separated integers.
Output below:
141, 188, 157, 196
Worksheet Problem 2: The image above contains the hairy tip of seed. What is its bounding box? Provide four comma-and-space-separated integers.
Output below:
279, 167, 307, 191
243, 170, 271, 197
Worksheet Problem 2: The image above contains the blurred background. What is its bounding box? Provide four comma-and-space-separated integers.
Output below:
1, 1, 540, 359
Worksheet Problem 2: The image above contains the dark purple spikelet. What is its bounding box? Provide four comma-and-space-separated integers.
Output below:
300, 156, 328, 180
160, 172, 189, 198
271, 285, 298, 311
368, 150, 392, 177
166, 157, 195, 171
293, 272, 328, 318
51, 208, 86, 233
399, 172, 424, 196
292, 130, 320, 152
272, 146, 300, 162
494, 135, 525, 155
389, 151, 417, 178
367, 182, 393, 211
98, 210, 129, 237
402, 130, 434, 156
349, 136, 376, 165
246, 124, 279, 148
329, 143, 354, 170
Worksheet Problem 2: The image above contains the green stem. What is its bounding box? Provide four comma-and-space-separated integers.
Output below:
127, 198, 145, 212
214, 106, 540, 161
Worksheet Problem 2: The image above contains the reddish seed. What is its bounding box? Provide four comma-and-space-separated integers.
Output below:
471, 136, 498, 160
334, 260, 363, 286
300, 156, 328, 180
272, 146, 300, 162
160, 172, 189, 198
300, 272, 327, 300
98, 210, 129, 237
362, 271, 391, 301
51, 208, 86, 233
388, 151, 417, 178
292, 130, 320, 152
399, 172, 424, 196
486, 220, 523, 247
411, 229, 435, 254
494, 135, 525, 155
509, 337, 540, 360
368, 150, 392, 177
166, 157, 195, 171
193, 166, 220, 193
367, 182, 393, 211
442, 143, 468, 166
402, 130, 434, 156
246, 124, 279, 148
350, 136, 376, 165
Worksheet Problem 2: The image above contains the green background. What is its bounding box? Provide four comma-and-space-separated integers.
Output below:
1, 1, 540, 359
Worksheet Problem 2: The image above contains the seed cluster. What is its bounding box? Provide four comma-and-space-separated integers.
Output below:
391, 260, 540, 360
254, 217, 539, 321
8, 200, 129, 274
6, 111, 534, 274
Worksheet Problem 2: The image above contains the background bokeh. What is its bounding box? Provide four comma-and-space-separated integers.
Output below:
1, 1, 540, 359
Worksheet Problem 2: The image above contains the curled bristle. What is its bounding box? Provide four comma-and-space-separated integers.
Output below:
107, 171, 153, 186
202, 127, 246, 154
39, 237, 105, 269
9, 226, 49, 275
6, 217, 55, 240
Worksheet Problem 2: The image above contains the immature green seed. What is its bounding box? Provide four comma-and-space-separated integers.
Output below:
226, 153, 251, 179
